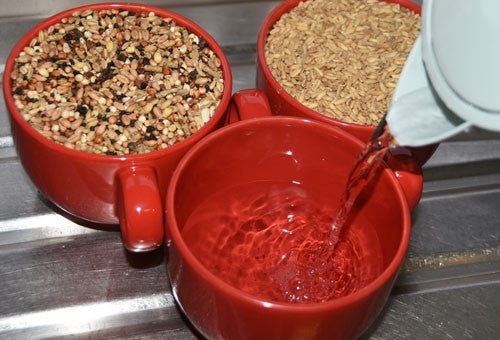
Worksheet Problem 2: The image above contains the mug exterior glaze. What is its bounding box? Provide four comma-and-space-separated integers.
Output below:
166, 112, 413, 340
3, 3, 232, 252
256, 0, 437, 164
166, 90, 416, 340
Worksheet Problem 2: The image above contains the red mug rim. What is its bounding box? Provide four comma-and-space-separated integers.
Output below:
256, 0, 421, 135
167, 116, 411, 313
2, 2, 233, 162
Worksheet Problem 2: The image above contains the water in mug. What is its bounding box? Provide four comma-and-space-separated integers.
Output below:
182, 132, 394, 303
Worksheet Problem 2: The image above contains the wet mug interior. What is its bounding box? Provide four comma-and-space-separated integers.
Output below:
168, 116, 410, 338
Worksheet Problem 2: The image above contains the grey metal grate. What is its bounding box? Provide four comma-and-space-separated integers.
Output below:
1, 1, 499, 339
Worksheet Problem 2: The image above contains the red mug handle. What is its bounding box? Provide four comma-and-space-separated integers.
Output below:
385, 147, 423, 210
226, 89, 273, 124
165, 89, 272, 247
117, 166, 164, 252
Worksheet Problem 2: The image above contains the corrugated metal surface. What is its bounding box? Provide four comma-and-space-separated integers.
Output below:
1, 1, 499, 338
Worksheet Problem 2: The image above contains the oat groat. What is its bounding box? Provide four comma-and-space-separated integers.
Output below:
265, 0, 420, 126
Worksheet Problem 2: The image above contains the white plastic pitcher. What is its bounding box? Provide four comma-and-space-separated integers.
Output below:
386, 0, 500, 147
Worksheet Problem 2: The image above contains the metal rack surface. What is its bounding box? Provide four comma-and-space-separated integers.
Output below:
1, 0, 499, 338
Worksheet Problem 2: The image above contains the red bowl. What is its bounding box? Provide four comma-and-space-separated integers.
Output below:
256, 0, 437, 164
2, 3, 232, 251
167, 115, 412, 340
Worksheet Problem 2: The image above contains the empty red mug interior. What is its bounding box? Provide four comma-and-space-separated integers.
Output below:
256, 0, 437, 164
167, 116, 411, 339
2, 3, 232, 251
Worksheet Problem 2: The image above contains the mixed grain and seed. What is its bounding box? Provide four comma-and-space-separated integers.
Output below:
10, 9, 224, 155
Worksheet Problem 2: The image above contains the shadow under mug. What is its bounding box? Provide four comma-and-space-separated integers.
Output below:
255, 0, 438, 165
2, 3, 232, 252
166, 93, 415, 339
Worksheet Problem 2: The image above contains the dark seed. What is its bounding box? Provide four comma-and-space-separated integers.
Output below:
188, 69, 198, 80
100, 64, 114, 81
76, 106, 88, 115
198, 39, 208, 49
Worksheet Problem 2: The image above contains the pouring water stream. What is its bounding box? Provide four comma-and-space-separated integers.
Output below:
330, 0, 500, 254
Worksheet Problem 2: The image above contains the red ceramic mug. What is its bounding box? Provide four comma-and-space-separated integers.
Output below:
227, 89, 423, 209
166, 90, 415, 339
256, 0, 437, 165
2, 3, 232, 252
